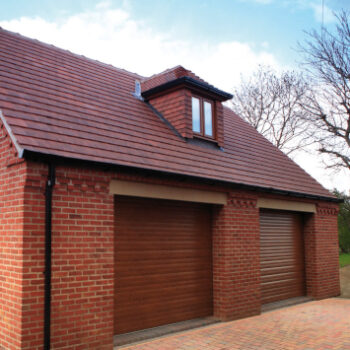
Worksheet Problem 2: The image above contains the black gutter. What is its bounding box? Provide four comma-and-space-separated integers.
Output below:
142, 76, 233, 101
44, 163, 55, 350
23, 150, 341, 204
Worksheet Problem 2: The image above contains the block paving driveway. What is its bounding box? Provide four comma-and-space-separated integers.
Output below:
121, 299, 350, 350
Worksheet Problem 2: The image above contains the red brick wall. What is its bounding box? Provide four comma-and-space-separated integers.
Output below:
212, 192, 261, 321
50, 166, 114, 349
0, 123, 50, 350
304, 204, 340, 299
0, 152, 116, 349
21, 162, 46, 349
0, 126, 26, 350
0, 150, 341, 349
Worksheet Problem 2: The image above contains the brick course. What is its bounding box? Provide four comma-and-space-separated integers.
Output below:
304, 204, 341, 299
21, 162, 46, 349
0, 126, 26, 350
50, 166, 115, 349
212, 192, 261, 320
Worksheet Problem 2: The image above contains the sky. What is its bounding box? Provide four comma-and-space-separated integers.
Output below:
0, 0, 349, 193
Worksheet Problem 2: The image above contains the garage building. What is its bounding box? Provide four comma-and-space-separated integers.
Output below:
0, 28, 340, 350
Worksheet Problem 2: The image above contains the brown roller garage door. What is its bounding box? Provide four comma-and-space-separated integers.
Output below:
260, 210, 305, 305
114, 196, 213, 335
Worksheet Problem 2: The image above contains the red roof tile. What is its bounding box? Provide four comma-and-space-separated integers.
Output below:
141, 66, 208, 91
0, 28, 334, 199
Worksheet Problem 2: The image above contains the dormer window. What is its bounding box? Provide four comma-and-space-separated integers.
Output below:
192, 96, 214, 138
141, 67, 232, 146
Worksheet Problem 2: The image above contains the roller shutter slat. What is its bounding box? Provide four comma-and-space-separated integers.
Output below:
114, 196, 213, 334
260, 210, 305, 304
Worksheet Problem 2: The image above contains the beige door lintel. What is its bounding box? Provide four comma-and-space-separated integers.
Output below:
257, 197, 316, 213
109, 179, 227, 205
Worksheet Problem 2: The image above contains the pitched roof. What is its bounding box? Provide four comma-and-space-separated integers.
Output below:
0, 27, 334, 200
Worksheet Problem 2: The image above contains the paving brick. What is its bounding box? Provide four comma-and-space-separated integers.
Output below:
120, 299, 350, 350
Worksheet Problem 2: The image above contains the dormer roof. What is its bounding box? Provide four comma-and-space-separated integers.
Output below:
141, 66, 232, 101
141, 66, 206, 90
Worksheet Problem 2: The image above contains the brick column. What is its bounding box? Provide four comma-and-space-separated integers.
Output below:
212, 192, 260, 321
0, 126, 29, 350
304, 203, 340, 299
50, 166, 115, 349
21, 162, 47, 349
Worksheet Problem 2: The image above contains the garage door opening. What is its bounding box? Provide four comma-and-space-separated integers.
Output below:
114, 196, 213, 335
260, 210, 306, 305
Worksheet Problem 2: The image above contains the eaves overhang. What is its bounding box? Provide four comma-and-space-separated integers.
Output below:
141, 76, 233, 101
21, 148, 342, 204
0, 109, 24, 158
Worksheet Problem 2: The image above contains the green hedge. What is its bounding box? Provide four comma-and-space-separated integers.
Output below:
333, 190, 350, 253
340, 253, 350, 267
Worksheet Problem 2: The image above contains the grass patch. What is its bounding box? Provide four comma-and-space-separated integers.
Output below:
340, 253, 350, 267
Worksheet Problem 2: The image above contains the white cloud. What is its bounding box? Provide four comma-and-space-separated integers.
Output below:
95, 1, 112, 9
309, 2, 336, 24
0, 3, 278, 92
261, 41, 270, 49
294, 150, 349, 194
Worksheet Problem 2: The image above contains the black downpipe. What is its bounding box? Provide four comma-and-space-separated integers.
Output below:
44, 163, 55, 350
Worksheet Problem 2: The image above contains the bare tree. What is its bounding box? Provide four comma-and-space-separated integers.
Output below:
299, 10, 350, 170
231, 65, 312, 156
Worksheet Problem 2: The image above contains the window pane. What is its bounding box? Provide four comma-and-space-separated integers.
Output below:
192, 97, 201, 133
204, 101, 213, 136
